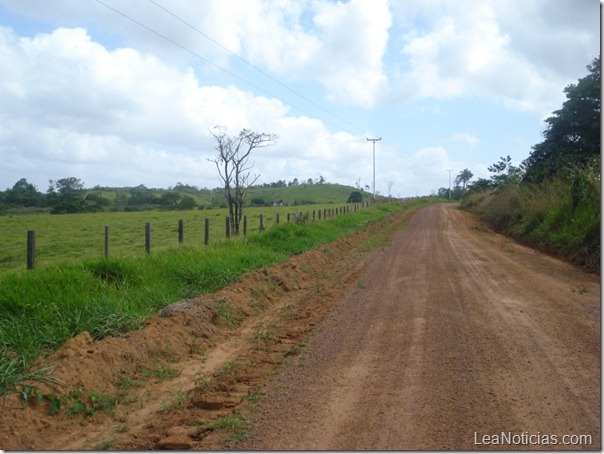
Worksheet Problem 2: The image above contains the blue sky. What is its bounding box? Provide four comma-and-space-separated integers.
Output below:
0, 0, 599, 198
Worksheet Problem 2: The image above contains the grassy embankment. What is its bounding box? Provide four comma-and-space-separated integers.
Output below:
461, 166, 600, 272
0, 198, 434, 393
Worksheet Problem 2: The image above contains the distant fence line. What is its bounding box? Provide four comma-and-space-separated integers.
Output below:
24, 202, 372, 270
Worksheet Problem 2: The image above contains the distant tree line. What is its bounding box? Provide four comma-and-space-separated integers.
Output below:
0, 178, 210, 214
0, 175, 338, 215
251, 175, 327, 189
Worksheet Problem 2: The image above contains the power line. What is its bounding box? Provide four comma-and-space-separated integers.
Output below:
95, 0, 362, 134
148, 0, 364, 133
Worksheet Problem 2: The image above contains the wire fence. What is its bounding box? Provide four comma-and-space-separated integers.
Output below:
2, 202, 371, 272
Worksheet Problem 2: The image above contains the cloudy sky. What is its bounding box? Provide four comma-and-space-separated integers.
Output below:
0, 0, 599, 198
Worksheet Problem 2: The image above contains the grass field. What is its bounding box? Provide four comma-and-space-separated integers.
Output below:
0, 203, 366, 273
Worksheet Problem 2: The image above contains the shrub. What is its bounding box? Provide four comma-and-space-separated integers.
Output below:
463, 164, 600, 271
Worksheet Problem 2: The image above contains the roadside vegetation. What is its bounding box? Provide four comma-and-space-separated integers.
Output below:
461, 159, 599, 271
0, 198, 434, 395
458, 56, 600, 272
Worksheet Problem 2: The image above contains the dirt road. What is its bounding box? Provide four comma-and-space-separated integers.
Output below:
0, 203, 599, 450
240, 204, 600, 450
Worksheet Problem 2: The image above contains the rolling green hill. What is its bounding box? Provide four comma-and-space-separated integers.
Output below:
1, 179, 381, 215
245, 183, 374, 206
85, 183, 377, 211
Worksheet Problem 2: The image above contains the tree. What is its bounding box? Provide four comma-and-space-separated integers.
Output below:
178, 195, 197, 210
454, 169, 473, 191
54, 177, 84, 194
466, 178, 493, 193
437, 187, 449, 198
6, 178, 43, 207
523, 56, 600, 182
210, 128, 277, 234
159, 191, 181, 210
488, 156, 523, 187
347, 191, 363, 203
48, 177, 87, 213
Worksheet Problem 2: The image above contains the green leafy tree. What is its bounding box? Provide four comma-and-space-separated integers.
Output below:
466, 178, 493, 193
523, 56, 600, 182
178, 195, 197, 210
159, 191, 181, 210
347, 191, 363, 203
128, 185, 157, 206
437, 187, 449, 199
488, 156, 523, 187
49, 177, 87, 213
6, 178, 44, 207
454, 169, 473, 191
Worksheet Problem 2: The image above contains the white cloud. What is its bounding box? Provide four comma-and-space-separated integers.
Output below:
451, 133, 479, 148
0, 0, 598, 197
0, 25, 371, 190
0, 0, 393, 108
389, 0, 599, 116
310, 0, 391, 106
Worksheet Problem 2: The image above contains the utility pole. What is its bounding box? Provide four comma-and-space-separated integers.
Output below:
367, 137, 381, 202
447, 169, 453, 200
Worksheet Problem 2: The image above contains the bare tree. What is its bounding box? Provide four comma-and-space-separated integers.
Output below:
209, 128, 278, 234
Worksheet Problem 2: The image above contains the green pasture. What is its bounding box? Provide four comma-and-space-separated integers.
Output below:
0, 204, 357, 273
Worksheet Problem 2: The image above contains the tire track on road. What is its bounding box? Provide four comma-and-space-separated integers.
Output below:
240, 204, 600, 450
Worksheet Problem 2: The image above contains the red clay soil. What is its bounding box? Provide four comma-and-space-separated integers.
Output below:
0, 204, 599, 450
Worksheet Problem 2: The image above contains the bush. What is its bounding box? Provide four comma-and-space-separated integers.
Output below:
462, 164, 600, 272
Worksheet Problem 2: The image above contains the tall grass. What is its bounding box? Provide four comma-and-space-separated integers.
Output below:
0, 200, 431, 393
462, 165, 600, 271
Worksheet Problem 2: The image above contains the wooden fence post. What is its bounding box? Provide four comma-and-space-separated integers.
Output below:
243, 215, 247, 235
276, 212, 280, 224
178, 220, 184, 244
104, 226, 110, 259
259, 214, 265, 231
145, 222, 151, 254
27, 230, 35, 270
204, 218, 209, 245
